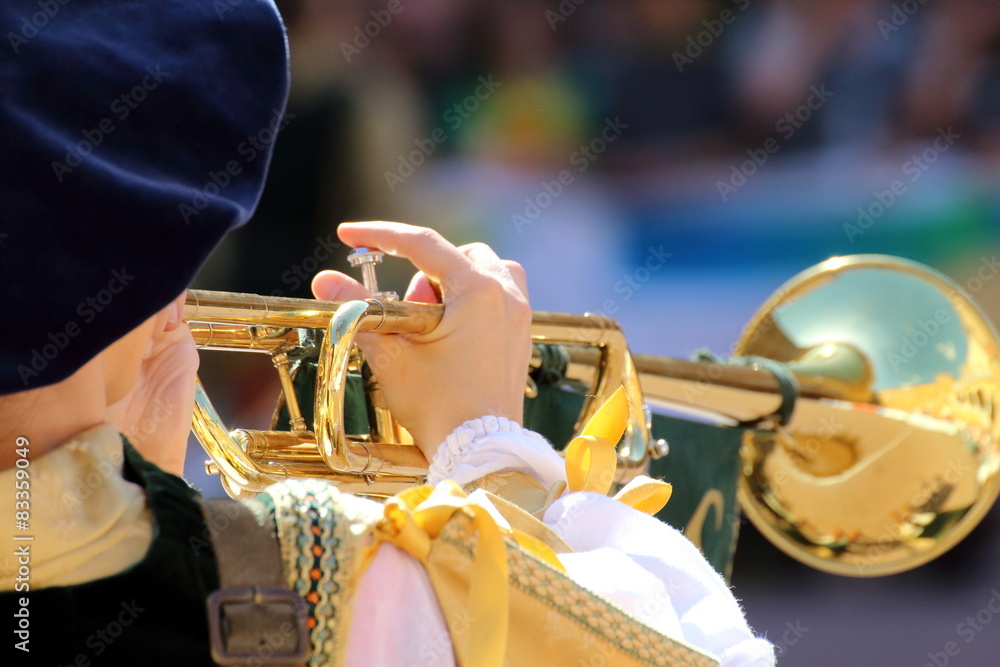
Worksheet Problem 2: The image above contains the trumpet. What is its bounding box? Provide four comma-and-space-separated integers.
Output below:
186, 252, 1000, 577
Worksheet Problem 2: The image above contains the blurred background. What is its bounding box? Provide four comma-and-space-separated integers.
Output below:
192, 1, 1000, 664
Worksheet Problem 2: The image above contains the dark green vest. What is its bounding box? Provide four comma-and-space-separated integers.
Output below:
3, 443, 220, 666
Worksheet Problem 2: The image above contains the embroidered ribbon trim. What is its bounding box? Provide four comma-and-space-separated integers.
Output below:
564, 386, 673, 514
375, 481, 564, 667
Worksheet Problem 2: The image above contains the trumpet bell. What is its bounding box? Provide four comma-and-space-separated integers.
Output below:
735, 255, 1000, 576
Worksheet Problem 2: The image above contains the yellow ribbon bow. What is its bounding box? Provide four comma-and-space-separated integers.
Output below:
564, 386, 673, 514
375, 481, 564, 667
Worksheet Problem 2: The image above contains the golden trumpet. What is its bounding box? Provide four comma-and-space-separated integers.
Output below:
186, 253, 1000, 577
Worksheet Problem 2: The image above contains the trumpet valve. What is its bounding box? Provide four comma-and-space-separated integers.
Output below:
348, 247, 398, 301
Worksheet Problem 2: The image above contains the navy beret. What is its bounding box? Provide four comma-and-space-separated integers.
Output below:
0, 0, 290, 394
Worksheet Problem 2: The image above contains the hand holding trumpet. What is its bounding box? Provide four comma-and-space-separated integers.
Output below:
310, 221, 533, 461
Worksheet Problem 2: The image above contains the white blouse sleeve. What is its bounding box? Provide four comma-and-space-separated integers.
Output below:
426, 415, 565, 488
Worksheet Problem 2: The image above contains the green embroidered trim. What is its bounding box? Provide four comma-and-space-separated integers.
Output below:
438, 512, 719, 667
260, 479, 382, 667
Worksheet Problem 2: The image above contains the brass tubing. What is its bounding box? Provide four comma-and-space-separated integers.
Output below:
233, 429, 428, 477
234, 429, 323, 461
271, 353, 307, 431
187, 290, 620, 345
191, 379, 277, 498
189, 323, 299, 353
315, 301, 370, 472
558, 348, 854, 425
248, 464, 424, 498
186, 290, 343, 328
632, 354, 852, 402
186, 289, 443, 334
530, 311, 617, 344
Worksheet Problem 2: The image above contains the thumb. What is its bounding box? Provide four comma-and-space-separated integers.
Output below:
404, 271, 442, 304
312, 270, 372, 302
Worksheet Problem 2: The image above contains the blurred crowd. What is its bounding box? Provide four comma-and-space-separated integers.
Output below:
195, 0, 1000, 428
201, 0, 1000, 290
287, 0, 1000, 177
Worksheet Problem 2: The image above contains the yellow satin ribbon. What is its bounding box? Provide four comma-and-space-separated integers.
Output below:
375, 481, 564, 667
564, 386, 673, 514
372, 386, 671, 666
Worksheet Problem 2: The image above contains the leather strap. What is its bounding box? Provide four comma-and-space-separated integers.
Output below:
730, 356, 799, 428
201, 498, 310, 666
692, 349, 799, 428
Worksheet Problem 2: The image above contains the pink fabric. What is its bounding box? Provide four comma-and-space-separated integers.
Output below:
346, 544, 455, 667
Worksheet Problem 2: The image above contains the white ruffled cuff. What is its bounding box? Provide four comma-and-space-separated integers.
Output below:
426, 416, 566, 488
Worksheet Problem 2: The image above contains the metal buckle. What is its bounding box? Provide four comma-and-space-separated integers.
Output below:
207, 587, 310, 666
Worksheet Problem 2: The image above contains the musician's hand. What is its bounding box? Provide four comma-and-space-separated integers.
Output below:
311, 222, 532, 460
107, 292, 199, 475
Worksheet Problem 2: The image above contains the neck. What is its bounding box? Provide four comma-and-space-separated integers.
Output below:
0, 359, 109, 470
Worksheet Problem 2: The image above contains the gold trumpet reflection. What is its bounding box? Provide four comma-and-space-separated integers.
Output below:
735, 256, 1000, 576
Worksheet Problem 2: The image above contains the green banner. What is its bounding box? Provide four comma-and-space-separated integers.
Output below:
524, 384, 742, 580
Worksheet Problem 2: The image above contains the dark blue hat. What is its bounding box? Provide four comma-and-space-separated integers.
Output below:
0, 0, 290, 394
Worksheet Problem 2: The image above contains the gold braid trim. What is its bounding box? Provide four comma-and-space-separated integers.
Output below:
435, 511, 720, 667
